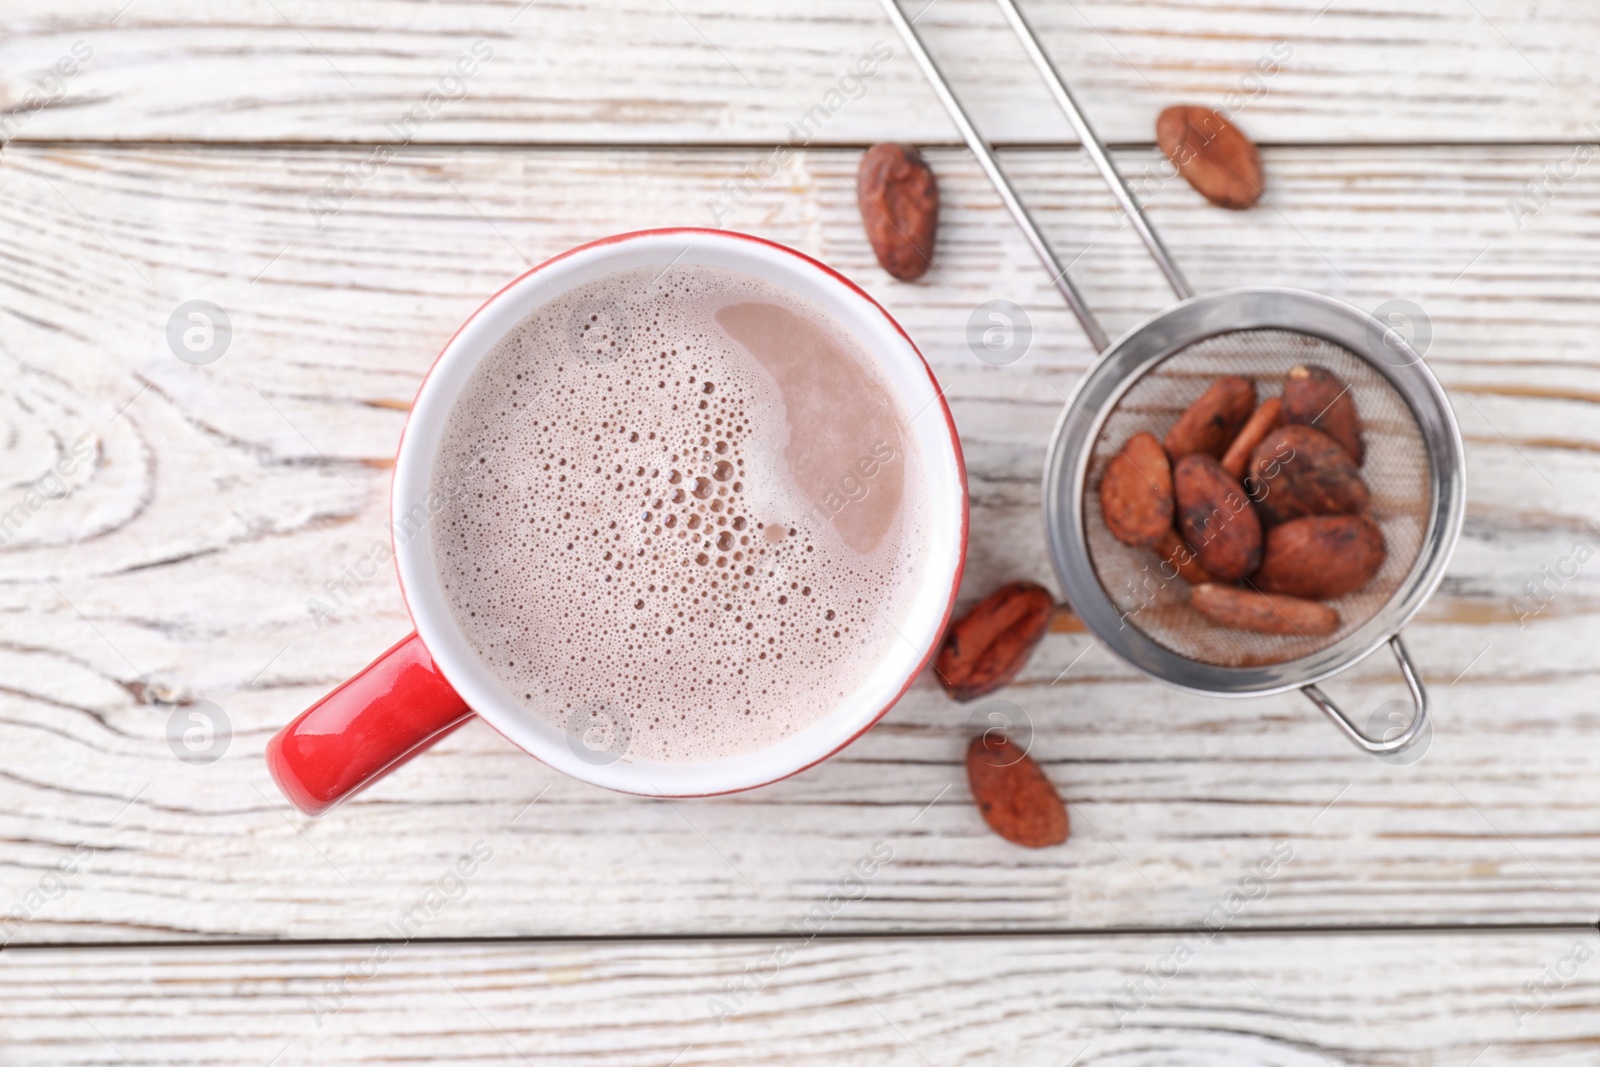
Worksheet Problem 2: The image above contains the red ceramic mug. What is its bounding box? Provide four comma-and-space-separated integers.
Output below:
267, 229, 968, 814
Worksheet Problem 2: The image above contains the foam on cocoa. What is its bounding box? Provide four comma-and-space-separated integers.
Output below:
430, 264, 924, 762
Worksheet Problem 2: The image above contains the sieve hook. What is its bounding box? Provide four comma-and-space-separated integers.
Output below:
1300, 635, 1430, 755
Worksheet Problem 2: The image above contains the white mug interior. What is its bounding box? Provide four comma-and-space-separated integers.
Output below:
392, 229, 966, 796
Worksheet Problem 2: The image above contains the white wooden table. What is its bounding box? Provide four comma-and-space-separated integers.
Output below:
3, 1, 1600, 1062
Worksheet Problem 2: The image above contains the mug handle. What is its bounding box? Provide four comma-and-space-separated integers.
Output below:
1299, 634, 1429, 756
266, 632, 474, 815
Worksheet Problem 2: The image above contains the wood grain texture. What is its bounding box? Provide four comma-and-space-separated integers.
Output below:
4, 932, 1600, 1064
0, 1, 1597, 146
3, 143, 1600, 942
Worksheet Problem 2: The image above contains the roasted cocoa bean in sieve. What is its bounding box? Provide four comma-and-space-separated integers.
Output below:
1154, 527, 1214, 585
1174, 454, 1262, 582
1283, 364, 1365, 466
1221, 397, 1283, 479
1100, 431, 1174, 547
1164, 376, 1256, 460
1254, 514, 1386, 600
1248, 424, 1368, 525
1190, 583, 1340, 636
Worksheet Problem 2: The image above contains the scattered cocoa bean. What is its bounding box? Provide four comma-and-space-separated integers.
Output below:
966, 733, 1068, 848
1155, 105, 1264, 210
857, 143, 939, 281
935, 581, 1054, 701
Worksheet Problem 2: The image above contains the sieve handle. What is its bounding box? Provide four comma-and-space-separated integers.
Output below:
1300, 635, 1430, 756
991, 0, 1193, 300
876, 0, 1111, 352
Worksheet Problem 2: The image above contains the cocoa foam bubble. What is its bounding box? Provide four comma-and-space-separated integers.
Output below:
429, 264, 926, 762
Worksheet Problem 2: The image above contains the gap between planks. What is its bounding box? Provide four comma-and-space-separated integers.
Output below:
4, 138, 1600, 152
6, 921, 1600, 955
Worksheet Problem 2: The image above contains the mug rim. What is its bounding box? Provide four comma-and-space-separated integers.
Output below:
389, 228, 968, 797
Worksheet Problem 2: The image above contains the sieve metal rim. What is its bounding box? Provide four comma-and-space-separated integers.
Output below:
1042, 286, 1466, 698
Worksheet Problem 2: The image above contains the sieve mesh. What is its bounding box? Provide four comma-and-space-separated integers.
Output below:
1083, 329, 1431, 668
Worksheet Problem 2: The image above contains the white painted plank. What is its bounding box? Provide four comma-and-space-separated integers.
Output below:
3, 933, 1598, 1064
0, 0, 1596, 145
2, 144, 1600, 942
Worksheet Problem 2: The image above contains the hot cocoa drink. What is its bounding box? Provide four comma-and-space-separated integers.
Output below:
429, 264, 926, 761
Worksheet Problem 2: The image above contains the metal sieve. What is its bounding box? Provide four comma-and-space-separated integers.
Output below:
882, 0, 1465, 754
